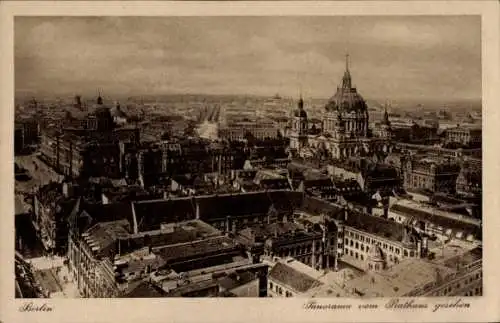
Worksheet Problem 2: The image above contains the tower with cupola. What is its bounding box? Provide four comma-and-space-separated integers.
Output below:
289, 95, 309, 152
379, 104, 392, 140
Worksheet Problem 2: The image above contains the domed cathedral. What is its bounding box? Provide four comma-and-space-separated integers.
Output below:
323, 55, 369, 138
290, 54, 393, 160
289, 95, 309, 151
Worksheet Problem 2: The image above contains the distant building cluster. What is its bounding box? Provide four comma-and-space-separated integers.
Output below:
15, 56, 482, 299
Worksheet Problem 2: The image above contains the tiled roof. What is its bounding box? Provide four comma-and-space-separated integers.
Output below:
121, 220, 220, 254
259, 178, 291, 190
154, 236, 238, 263
196, 192, 274, 220
82, 220, 130, 258
269, 262, 322, 293
345, 211, 406, 243
217, 271, 256, 291
390, 204, 481, 238
86, 202, 134, 223
122, 280, 168, 298
268, 190, 304, 212
299, 196, 344, 217
431, 193, 467, 206
133, 198, 197, 232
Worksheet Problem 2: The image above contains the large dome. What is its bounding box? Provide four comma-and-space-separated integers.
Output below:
325, 55, 368, 113
325, 88, 367, 113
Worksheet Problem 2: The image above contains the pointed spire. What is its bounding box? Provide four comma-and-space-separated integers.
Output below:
342, 53, 352, 89
97, 88, 103, 105
383, 101, 391, 125
298, 91, 304, 110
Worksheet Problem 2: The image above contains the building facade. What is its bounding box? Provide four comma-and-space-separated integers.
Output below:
445, 125, 482, 147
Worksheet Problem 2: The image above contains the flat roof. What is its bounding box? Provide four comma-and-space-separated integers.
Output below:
346, 259, 456, 297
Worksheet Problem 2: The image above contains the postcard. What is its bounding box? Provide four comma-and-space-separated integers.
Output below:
1, 1, 499, 323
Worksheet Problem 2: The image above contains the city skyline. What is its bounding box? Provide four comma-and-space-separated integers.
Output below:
15, 16, 481, 101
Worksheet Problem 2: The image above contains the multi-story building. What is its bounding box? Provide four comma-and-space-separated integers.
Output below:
388, 199, 482, 242
39, 95, 140, 179
14, 117, 40, 154
337, 211, 425, 271
456, 166, 482, 199
345, 244, 482, 297
390, 120, 440, 145
237, 215, 336, 271
402, 156, 461, 193
445, 125, 482, 147
135, 139, 247, 187
414, 246, 482, 297
32, 182, 79, 254
219, 121, 282, 142
327, 158, 402, 196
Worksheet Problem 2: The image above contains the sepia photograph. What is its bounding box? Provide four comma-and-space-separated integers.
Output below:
13, 14, 484, 299
2, 1, 500, 323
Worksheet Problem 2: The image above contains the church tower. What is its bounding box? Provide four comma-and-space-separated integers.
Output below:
380, 104, 392, 140
289, 95, 309, 152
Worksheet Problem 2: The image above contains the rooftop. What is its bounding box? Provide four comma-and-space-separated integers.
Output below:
390, 200, 481, 239
269, 259, 323, 293
121, 280, 168, 298
345, 258, 456, 297
120, 220, 222, 255
153, 236, 238, 263
344, 211, 408, 244
82, 219, 131, 257
132, 197, 197, 232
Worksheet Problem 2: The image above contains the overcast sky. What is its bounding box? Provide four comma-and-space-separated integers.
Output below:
15, 16, 481, 101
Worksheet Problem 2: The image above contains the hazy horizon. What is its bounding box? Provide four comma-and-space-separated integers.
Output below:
15, 16, 481, 102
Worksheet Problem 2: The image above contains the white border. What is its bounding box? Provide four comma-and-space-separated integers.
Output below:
1, 2, 499, 323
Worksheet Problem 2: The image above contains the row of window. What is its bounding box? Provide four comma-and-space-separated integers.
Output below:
464, 287, 482, 296
268, 282, 294, 297
434, 273, 482, 296
344, 236, 410, 257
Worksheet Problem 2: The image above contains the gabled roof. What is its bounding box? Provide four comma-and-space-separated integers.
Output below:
345, 211, 406, 243
121, 280, 168, 298
269, 262, 322, 293
299, 196, 344, 216
389, 203, 481, 238
132, 198, 197, 232
196, 192, 274, 220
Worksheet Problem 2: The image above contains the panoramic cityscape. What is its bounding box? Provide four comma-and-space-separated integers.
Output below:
14, 16, 482, 298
